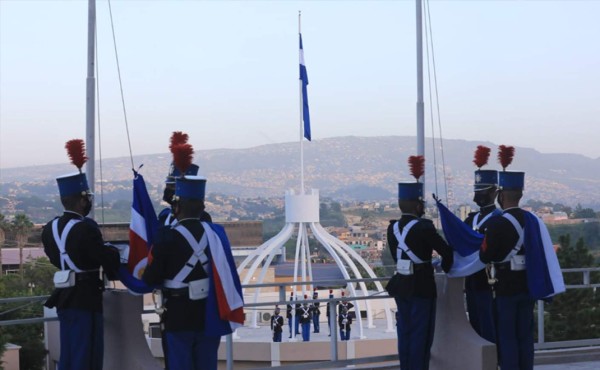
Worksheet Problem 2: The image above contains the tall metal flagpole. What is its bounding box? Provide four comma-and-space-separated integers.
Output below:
298, 11, 305, 195
86, 0, 97, 218
416, 0, 425, 189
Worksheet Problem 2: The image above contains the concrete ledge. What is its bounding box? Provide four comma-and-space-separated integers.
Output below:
216, 338, 398, 365
103, 291, 164, 370
430, 275, 497, 370
535, 346, 600, 365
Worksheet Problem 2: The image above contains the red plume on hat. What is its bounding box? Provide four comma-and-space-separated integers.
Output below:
497, 145, 515, 171
408, 155, 424, 181
169, 131, 189, 153
473, 145, 491, 169
172, 143, 194, 175
65, 139, 88, 173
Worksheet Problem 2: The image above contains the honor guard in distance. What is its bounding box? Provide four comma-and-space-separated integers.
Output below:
326, 289, 335, 336
298, 295, 313, 342
286, 292, 297, 338
271, 306, 284, 342
311, 289, 321, 333
338, 305, 352, 341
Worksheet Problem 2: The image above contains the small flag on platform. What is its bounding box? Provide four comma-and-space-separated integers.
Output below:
299, 33, 311, 141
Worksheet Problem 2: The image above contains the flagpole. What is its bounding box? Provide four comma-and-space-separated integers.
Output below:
298, 10, 305, 195
416, 0, 425, 189
86, 0, 96, 218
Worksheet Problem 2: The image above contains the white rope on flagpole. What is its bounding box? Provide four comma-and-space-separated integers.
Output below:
298, 10, 305, 195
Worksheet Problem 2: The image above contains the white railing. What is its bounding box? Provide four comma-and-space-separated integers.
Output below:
2, 269, 600, 369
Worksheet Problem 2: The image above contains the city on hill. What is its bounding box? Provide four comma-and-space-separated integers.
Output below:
0, 137, 599, 369
1, 136, 599, 222
1, 135, 599, 264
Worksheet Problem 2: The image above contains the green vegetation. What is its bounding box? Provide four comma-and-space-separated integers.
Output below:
524, 200, 572, 215
547, 222, 600, 254
319, 202, 345, 227
262, 210, 285, 241
543, 235, 600, 342
0, 257, 57, 370
12, 214, 34, 276
572, 204, 599, 219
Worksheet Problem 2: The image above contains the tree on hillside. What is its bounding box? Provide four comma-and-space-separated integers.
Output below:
572, 204, 597, 219
319, 202, 345, 227
544, 235, 600, 342
0, 213, 10, 276
524, 199, 572, 215
330, 202, 342, 213
547, 222, 600, 254
11, 214, 33, 277
0, 253, 7, 366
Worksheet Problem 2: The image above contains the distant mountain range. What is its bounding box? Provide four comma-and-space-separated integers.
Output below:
2, 136, 599, 208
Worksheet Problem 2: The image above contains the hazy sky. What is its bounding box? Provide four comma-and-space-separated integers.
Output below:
1, 0, 599, 170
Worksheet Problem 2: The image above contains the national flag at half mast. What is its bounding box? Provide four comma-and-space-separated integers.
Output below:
299, 33, 311, 141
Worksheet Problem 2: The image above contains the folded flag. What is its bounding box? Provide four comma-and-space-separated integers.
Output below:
436, 199, 499, 277
523, 212, 565, 300
435, 198, 566, 299
436, 199, 484, 257
203, 222, 245, 334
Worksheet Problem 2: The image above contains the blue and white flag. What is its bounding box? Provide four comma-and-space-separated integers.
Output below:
523, 212, 565, 300
299, 33, 311, 141
435, 198, 565, 299
435, 199, 486, 277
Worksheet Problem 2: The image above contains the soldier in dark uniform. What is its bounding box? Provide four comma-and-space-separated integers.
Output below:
326, 289, 335, 336
386, 155, 453, 370
338, 291, 355, 318
311, 289, 321, 333
159, 162, 213, 226
338, 305, 352, 341
298, 295, 313, 342
159, 132, 211, 227
464, 147, 500, 344
271, 306, 284, 342
294, 294, 301, 336
480, 166, 534, 370
142, 175, 224, 370
42, 140, 120, 370
286, 292, 297, 338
